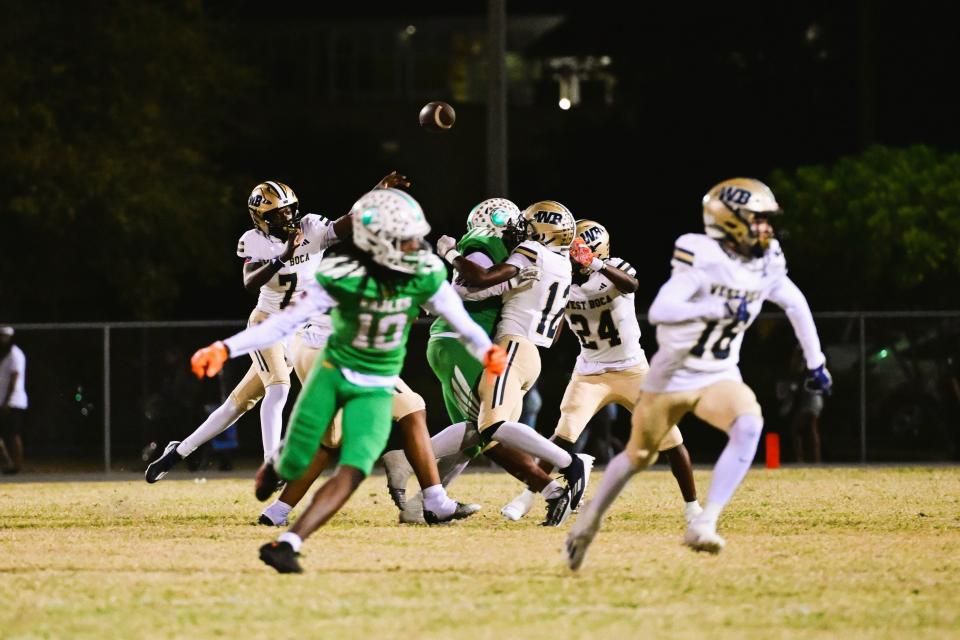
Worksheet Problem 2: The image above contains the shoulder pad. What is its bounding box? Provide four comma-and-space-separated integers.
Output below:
763, 238, 788, 274
671, 233, 721, 270
512, 240, 540, 262
315, 255, 364, 281
237, 229, 273, 259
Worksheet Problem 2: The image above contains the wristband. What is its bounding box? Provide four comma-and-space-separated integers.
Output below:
270, 257, 285, 270
443, 248, 462, 264
589, 257, 605, 272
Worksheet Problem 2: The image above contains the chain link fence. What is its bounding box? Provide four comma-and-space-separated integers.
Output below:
5, 312, 959, 472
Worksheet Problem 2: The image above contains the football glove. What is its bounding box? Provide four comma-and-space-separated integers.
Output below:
190, 341, 229, 379
509, 265, 542, 291
804, 363, 833, 396
436, 235, 458, 262
725, 297, 750, 324
569, 237, 594, 266
483, 345, 507, 376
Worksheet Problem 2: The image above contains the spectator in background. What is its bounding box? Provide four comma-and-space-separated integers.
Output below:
0, 326, 28, 474
776, 346, 825, 463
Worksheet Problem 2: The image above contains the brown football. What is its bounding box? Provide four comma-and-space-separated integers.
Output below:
419, 101, 456, 131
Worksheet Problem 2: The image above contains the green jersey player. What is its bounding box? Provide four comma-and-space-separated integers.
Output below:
191, 188, 506, 573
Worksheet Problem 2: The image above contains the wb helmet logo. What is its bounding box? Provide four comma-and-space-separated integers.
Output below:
718, 187, 751, 206
533, 210, 563, 225
580, 226, 603, 244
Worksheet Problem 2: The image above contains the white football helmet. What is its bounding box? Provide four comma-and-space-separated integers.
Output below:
350, 188, 432, 274
702, 178, 781, 257
466, 198, 522, 237
508, 200, 576, 254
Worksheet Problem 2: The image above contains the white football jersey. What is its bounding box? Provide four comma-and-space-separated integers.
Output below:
647, 233, 788, 392
496, 240, 572, 347
564, 257, 647, 375
236, 213, 338, 331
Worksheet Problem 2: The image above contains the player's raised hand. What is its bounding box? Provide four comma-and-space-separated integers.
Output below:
190, 341, 229, 379
437, 235, 458, 262
724, 297, 750, 323
280, 228, 305, 262
569, 237, 595, 267
376, 170, 411, 191
482, 345, 508, 376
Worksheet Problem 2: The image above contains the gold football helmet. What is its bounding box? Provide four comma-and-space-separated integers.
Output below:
574, 219, 610, 274
248, 181, 300, 238
702, 178, 781, 257
508, 200, 576, 254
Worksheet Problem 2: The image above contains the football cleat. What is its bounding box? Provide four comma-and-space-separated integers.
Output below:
423, 502, 482, 525
144, 441, 182, 484
541, 486, 573, 527
257, 513, 288, 527
684, 518, 726, 554
561, 453, 594, 513
259, 541, 302, 574
388, 487, 407, 512
565, 517, 600, 571
501, 489, 537, 521
254, 460, 284, 502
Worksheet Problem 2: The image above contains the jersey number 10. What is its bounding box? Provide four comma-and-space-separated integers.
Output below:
352, 312, 407, 350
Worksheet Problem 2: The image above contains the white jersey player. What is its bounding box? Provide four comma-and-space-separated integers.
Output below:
567, 178, 833, 570
438, 200, 593, 526
502, 220, 700, 524
146, 181, 347, 484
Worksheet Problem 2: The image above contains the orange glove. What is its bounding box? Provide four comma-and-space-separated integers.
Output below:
190, 341, 229, 379
483, 344, 508, 377
569, 237, 595, 267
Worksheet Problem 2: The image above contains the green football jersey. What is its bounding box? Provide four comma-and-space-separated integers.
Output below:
316, 253, 447, 377
429, 228, 509, 338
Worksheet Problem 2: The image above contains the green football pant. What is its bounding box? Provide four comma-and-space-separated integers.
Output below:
426, 337, 483, 424
278, 361, 393, 480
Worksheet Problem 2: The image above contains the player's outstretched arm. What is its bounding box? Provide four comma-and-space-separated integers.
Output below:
648, 271, 728, 325
436, 235, 520, 288
767, 276, 831, 392
570, 238, 638, 294
422, 281, 504, 374
191, 282, 337, 378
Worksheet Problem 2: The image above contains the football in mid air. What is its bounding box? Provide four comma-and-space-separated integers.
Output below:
419, 101, 456, 131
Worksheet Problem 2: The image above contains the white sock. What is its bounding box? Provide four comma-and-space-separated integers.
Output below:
260, 384, 290, 459
438, 453, 471, 488
381, 449, 414, 491
177, 400, 246, 457
262, 500, 293, 525
540, 480, 563, 500
491, 421, 572, 470
278, 531, 302, 552
570, 451, 638, 537
422, 484, 456, 518
431, 421, 480, 458
703, 414, 764, 521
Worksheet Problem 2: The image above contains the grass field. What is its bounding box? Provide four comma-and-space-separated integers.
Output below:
1, 467, 958, 639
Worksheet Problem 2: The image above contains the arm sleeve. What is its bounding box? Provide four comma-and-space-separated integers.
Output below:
422, 281, 493, 361
767, 276, 826, 369
647, 269, 727, 325
224, 281, 338, 357
453, 251, 509, 301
